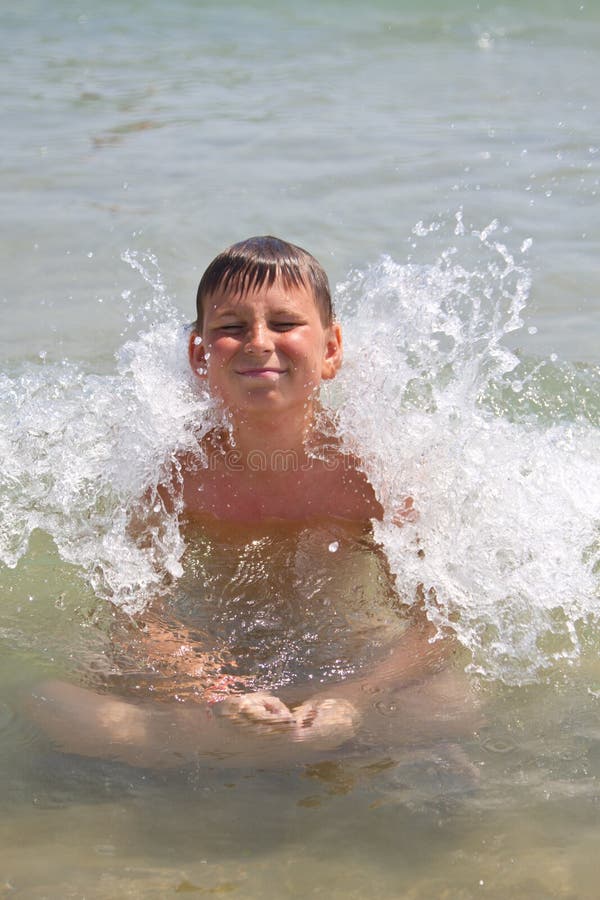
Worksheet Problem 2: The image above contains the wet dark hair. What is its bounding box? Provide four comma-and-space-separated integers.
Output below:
194, 235, 333, 330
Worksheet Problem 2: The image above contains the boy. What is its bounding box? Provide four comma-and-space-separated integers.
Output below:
26, 237, 469, 769
181, 234, 381, 523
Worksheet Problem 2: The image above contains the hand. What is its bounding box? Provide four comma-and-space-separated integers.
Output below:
218, 691, 295, 730
291, 696, 359, 746
217, 691, 359, 749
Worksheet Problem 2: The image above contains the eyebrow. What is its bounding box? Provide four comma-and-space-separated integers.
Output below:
209, 307, 242, 318
210, 305, 305, 318
269, 308, 305, 317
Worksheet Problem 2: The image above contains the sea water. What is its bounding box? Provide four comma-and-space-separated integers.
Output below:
2, 1, 600, 897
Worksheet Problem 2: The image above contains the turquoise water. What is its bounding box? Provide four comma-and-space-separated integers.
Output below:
3, 0, 599, 366
2, 1, 600, 897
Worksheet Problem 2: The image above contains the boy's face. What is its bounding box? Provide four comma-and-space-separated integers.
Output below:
189, 277, 342, 421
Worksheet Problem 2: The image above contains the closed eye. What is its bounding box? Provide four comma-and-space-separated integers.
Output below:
217, 323, 245, 333
271, 322, 301, 331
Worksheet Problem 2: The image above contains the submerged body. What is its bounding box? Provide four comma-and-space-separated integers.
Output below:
26, 490, 473, 768
109, 516, 407, 703
29, 519, 468, 769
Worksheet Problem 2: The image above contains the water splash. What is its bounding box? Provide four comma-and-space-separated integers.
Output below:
332, 220, 600, 683
0, 252, 218, 614
1, 231, 599, 679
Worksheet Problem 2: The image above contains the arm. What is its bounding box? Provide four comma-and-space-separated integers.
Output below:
218, 610, 469, 745
114, 607, 250, 702
282, 612, 453, 721
22, 614, 471, 769
285, 602, 482, 744
22, 678, 356, 770
311, 612, 450, 703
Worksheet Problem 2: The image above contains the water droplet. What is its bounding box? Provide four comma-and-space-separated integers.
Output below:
412, 221, 429, 237
478, 32, 494, 49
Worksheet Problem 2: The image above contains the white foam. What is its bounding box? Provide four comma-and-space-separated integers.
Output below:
331, 226, 599, 682
0, 252, 220, 614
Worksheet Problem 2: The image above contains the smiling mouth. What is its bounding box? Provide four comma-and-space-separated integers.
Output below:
236, 368, 286, 377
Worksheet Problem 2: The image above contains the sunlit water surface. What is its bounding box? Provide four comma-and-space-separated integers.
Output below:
2, 0, 600, 897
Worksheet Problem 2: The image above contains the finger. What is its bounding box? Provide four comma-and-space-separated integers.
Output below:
232, 692, 294, 724
293, 700, 318, 728
256, 695, 295, 722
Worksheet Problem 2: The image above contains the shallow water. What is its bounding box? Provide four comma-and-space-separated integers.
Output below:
2, 0, 600, 897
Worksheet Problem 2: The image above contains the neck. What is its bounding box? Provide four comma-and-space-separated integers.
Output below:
228, 408, 315, 468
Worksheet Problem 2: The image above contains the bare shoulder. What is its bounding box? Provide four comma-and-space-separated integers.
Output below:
319, 447, 383, 521
175, 428, 221, 477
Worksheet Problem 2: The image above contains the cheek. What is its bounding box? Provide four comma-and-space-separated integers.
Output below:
282, 334, 324, 368
205, 337, 237, 366
202, 342, 234, 395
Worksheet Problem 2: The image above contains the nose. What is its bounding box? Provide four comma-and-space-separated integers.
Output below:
244, 321, 274, 354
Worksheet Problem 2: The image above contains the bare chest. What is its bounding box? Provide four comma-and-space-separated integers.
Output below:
182, 463, 382, 523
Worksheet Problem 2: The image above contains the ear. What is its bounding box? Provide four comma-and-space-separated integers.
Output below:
321, 322, 343, 380
189, 329, 207, 379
